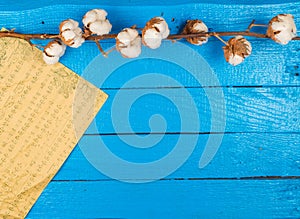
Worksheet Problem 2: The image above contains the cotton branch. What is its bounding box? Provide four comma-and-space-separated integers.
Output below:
0, 11, 298, 66
0, 30, 299, 42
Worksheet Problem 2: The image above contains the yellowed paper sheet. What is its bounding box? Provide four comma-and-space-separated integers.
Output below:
0, 36, 107, 218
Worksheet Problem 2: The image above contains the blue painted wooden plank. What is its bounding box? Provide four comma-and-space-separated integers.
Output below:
53, 133, 300, 181
61, 40, 300, 88
83, 87, 299, 134
1, 0, 299, 10
0, 2, 299, 34
0, 2, 299, 218
0, 4, 299, 86
27, 180, 300, 218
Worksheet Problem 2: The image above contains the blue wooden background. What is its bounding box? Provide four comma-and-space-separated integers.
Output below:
1, 1, 299, 218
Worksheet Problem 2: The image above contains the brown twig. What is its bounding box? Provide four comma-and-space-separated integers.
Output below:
0, 30, 299, 42
167, 32, 268, 39
246, 20, 256, 32
246, 20, 269, 32
94, 40, 107, 57
0, 31, 59, 39
213, 33, 228, 45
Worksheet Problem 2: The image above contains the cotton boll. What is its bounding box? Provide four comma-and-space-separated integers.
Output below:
82, 10, 98, 26
234, 35, 252, 58
119, 41, 142, 58
89, 20, 112, 35
123, 28, 139, 40
274, 30, 293, 45
61, 30, 76, 42
73, 26, 83, 36
44, 41, 66, 57
94, 9, 108, 21
182, 20, 209, 45
72, 36, 85, 48
267, 14, 297, 45
42, 53, 60, 65
82, 9, 112, 36
42, 40, 66, 65
59, 19, 85, 48
228, 54, 244, 66
60, 19, 79, 32
153, 19, 170, 38
193, 22, 208, 32
116, 28, 142, 58
142, 17, 170, 49
142, 28, 163, 49
223, 36, 252, 66
117, 28, 136, 46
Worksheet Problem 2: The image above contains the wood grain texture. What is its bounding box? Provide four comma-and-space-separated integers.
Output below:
0, 1, 299, 218
1, 3, 299, 86
1, 0, 300, 9
62, 41, 300, 87
0, 2, 299, 38
27, 180, 300, 218
53, 133, 300, 180
84, 87, 299, 134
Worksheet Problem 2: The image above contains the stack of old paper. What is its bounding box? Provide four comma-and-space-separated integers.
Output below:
0, 36, 107, 218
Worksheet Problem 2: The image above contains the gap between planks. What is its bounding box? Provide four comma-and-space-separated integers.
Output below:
101, 85, 300, 90
84, 131, 300, 136
52, 176, 300, 182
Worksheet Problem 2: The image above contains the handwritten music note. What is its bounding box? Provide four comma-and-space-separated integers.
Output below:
0, 35, 107, 218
